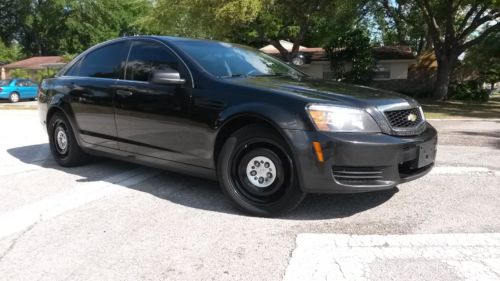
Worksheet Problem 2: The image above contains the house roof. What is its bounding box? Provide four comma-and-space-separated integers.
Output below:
2, 56, 65, 70
260, 43, 416, 61
373, 46, 415, 60
260, 40, 309, 54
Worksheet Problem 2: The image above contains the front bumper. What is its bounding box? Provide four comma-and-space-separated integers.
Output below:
283, 123, 437, 193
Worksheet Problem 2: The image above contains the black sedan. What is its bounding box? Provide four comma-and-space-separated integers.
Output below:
38, 36, 437, 216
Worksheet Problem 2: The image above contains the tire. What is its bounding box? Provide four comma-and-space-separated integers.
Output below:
9, 92, 20, 103
217, 124, 306, 216
48, 112, 90, 167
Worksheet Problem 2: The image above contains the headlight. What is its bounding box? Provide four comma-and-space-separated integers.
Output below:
306, 104, 380, 133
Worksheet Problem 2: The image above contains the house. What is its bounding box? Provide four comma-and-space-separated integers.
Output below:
260, 41, 418, 92
1, 56, 66, 80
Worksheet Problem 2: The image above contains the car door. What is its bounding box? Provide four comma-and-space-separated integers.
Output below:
14, 79, 29, 98
68, 40, 130, 149
25, 80, 38, 98
113, 39, 200, 165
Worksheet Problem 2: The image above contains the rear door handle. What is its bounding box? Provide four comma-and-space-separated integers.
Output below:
116, 90, 134, 97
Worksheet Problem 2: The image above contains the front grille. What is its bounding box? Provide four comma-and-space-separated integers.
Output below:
384, 108, 423, 128
332, 167, 383, 186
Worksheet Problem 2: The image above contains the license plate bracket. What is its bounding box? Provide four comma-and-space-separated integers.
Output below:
417, 139, 436, 168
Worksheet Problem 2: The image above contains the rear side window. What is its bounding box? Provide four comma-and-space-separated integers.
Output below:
0, 80, 12, 86
64, 58, 82, 76
125, 40, 185, 82
78, 41, 129, 79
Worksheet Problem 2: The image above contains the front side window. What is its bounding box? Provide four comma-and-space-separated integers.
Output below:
15, 80, 27, 86
126, 40, 184, 82
78, 41, 129, 79
173, 40, 306, 79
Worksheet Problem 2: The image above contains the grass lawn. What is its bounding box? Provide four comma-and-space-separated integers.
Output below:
419, 94, 500, 119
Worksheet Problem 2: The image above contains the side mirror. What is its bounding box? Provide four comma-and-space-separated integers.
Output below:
151, 69, 186, 85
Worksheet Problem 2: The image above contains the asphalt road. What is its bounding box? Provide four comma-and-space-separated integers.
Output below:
0, 110, 499, 281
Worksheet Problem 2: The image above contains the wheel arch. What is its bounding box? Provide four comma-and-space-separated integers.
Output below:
213, 113, 294, 166
45, 97, 78, 133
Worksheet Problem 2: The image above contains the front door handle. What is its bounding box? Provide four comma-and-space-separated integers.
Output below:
116, 90, 134, 97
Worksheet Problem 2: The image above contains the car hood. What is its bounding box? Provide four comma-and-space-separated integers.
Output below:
226, 76, 418, 109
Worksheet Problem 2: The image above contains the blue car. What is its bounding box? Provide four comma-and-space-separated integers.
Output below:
0, 78, 38, 103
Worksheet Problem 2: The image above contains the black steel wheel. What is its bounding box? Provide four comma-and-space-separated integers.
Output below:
217, 124, 305, 216
48, 112, 90, 167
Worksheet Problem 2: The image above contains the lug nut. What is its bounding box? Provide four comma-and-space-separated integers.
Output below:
250, 171, 257, 176
267, 172, 273, 178
258, 177, 264, 184
264, 162, 270, 168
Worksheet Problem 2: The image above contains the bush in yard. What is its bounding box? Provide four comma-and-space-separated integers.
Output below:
449, 80, 489, 102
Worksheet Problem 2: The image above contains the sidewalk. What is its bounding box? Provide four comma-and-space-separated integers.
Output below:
0, 101, 38, 110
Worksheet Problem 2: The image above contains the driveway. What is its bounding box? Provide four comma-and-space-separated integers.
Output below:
0, 110, 499, 281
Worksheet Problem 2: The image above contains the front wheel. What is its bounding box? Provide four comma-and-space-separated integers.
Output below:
9, 92, 20, 103
217, 124, 305, 216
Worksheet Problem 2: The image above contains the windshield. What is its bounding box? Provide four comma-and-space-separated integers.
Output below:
0, 80, 12, 86
173, 40, 306, 79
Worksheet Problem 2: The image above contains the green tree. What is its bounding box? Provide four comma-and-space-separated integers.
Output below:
0, 41, 22, 63
461, 32, 500, 90
369, 0, 431, 54
0, 0, 149, 56
142, 0, 341, 61
0, 0, 31, 45
324, 28, 375, 83
379, 0, 500, 100
419, 0, 499, 100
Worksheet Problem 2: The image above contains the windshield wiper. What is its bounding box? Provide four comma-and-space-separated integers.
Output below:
220, 74, 247, 78
252, 73, 292, 78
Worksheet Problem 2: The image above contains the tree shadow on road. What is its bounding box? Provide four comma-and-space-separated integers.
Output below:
7, 143, 397, 220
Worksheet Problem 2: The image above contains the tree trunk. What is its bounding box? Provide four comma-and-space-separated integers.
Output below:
433, 55, 455, 100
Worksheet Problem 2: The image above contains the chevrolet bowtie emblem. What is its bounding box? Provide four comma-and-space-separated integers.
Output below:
407, 113, 417, 122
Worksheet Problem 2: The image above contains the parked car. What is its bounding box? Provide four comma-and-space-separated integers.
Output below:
38, 36, 437, 216
0, 78, 38, 103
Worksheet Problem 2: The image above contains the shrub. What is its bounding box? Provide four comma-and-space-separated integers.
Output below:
449, 80, 489, 102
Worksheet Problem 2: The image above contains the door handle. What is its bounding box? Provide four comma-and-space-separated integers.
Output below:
116, 90, 134, 97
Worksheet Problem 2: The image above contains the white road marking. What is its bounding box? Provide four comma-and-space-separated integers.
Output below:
284, 233, 500, 281
0, 167, 159, 239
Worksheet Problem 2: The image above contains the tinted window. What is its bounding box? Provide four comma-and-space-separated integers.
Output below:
126, 40, 183, 82
65, 58, 82, 76
79, 41, 129, 79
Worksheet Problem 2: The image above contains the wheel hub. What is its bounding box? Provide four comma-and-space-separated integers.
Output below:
56, 129, 68, 152
246, 156, 276, 188
11, 94, 19, 102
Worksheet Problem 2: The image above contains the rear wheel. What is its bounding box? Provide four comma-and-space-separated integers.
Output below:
48, 112, 90, 167
217, 124, 305, 216
9, 92, 20, 103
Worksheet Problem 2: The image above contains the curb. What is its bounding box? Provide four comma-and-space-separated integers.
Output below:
428, 118, 500, 121
0, 105, 38, 110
